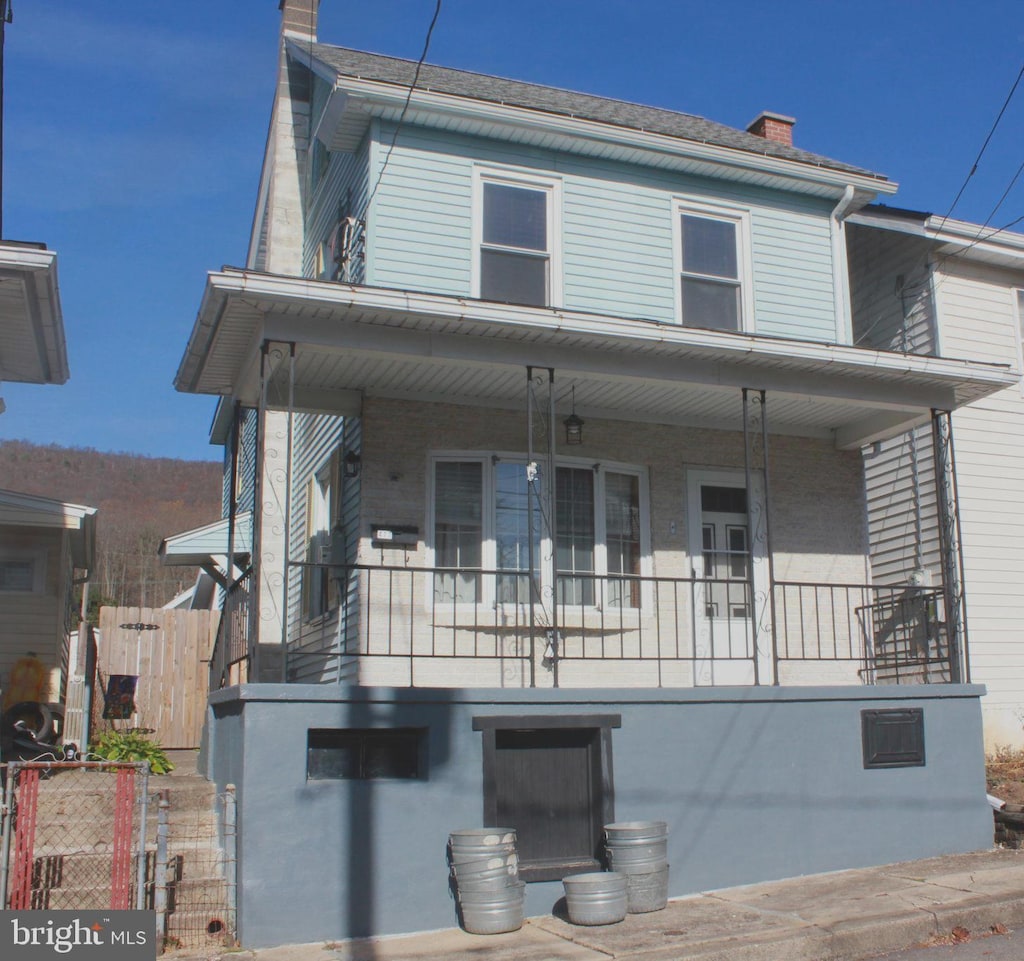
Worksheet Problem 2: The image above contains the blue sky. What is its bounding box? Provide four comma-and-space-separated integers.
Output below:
2, 0, 1022, 462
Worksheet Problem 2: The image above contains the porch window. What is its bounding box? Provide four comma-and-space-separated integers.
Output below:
674, 203, 751, 331
557, 467, 596, 605
475, 170, 561, 307
434, 461, 483, 604
431, 456, 648, 608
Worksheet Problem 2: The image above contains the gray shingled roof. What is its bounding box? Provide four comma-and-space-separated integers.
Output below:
310, 44, 885, 181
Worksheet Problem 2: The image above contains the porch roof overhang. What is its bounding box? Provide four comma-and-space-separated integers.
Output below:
175, 269, 1018, 451
0, 488, 97, 569
0, 242, 68, 387
158, 512, 253, 568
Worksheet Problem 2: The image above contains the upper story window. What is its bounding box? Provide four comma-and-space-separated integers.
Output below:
474, 170, 561, 308
673, 201, 753, 332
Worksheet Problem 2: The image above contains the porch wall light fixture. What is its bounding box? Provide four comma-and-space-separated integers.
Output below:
564, 386, 584, 446
344, 450, 362, 478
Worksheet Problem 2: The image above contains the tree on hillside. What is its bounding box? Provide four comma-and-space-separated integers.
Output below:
1, 440, 223, 608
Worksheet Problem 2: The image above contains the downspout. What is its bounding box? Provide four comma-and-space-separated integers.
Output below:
831, 185, 858, 345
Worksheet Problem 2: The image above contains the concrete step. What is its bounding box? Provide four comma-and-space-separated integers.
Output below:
20, 846, 225, 889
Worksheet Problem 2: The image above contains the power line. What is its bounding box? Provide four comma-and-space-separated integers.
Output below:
932, 61, 1024, 236
364, 0, 442, 213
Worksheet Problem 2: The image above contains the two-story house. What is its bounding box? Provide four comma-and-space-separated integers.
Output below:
848, 209, 1024, 749
0, 242, 98, 733
173, 1, 1016, 948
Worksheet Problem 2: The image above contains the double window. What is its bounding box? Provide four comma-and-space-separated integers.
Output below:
674, 201, 752, 331
474, 170, 561, 308
431, 455, 648, 608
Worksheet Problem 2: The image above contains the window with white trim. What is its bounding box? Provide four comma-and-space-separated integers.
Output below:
430, 455, 647, 608
673, 202, 752, 331
474, 170, 561, 308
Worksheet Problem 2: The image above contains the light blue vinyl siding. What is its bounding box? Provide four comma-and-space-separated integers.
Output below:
365, 122, 841, 343
304, 135, 371, 283
287, 412, 347, 684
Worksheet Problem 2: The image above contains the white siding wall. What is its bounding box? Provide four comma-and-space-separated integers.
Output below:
934, 259, 1024, 747
847, 224, 937, 355
864, 425, 940, 587
0, 527, 65, 701
366, 123, 841, 343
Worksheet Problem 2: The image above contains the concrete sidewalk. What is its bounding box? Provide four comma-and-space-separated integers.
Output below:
170, 848, 1024, 961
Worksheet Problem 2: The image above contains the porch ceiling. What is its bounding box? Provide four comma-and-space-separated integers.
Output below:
176, 269, 1018, 450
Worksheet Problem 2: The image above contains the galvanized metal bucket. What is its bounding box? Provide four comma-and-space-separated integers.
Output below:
603, 820, 668, 875
457, 879, 525, 934
562, 871, 628, 926
452, 857, 519, 893
623, 863, 669, 913
449, 829, 517, 867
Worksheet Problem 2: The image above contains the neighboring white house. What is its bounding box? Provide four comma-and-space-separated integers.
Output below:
852, 209, 1024, 749
0, 240, 67, 412
169, 1, 1017, 949
0, 488, 96, 706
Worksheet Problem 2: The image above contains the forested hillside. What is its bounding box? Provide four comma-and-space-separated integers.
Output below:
0, 440, 222, 609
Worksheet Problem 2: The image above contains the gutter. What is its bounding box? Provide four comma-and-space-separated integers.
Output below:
830, 186, 861, 344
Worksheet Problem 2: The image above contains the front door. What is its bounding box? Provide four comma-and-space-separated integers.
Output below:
687, 470, 755, 685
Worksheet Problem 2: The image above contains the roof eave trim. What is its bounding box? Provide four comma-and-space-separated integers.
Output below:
193, 269, 1015, 393
288, 43, 895, 198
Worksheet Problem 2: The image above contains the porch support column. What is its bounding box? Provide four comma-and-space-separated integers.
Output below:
930, 409, 968, 683
525, 367, 538, 688
252, 341, 295, 682
742, 388, 778, 686
547, 368, 559, 689
526, 366, 558, 688
281, 344, 296, 683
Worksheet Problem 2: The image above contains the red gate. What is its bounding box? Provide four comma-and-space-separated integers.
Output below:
1, 760, 149, 910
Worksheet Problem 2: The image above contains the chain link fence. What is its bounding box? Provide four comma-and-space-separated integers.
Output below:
0, 758, 237, 955
0, 760, 150, 910
155, 785, 236, 953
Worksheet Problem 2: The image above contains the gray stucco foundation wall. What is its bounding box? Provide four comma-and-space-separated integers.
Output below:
204, 684, 992, 949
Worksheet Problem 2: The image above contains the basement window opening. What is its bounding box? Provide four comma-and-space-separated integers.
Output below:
307, 728, 426, 780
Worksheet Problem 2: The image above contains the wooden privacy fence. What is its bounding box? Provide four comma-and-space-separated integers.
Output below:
95, 607, 218, 749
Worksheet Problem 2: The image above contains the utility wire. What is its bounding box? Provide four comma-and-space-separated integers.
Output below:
364, 0, 442, 213
932, 61, 1024, 236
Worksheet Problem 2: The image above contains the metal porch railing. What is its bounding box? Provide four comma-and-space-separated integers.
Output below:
275, 563, 954, 688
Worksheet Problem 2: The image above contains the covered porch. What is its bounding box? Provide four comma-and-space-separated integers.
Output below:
175, 269, 1017, 690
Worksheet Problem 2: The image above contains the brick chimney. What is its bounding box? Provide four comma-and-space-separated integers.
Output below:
279, 0, 319, 40
746, 111, 796, 147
